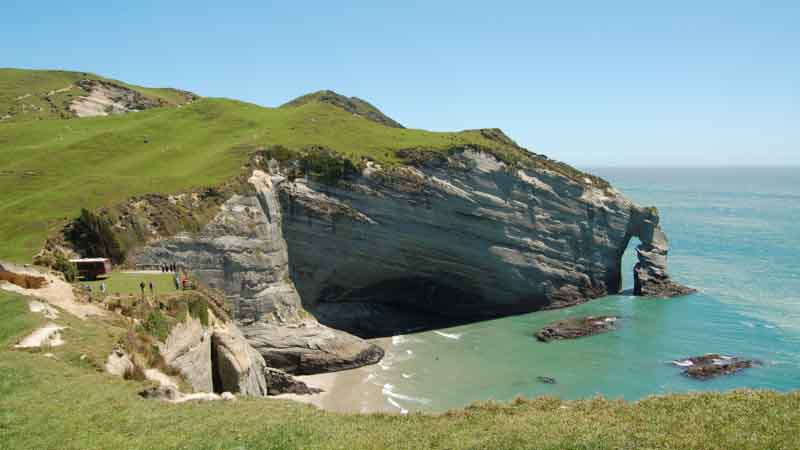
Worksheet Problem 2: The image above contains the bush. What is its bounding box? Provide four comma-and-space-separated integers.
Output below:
53, 253, 78, 282
68, 209, 126, 264
141, 309, 170, 341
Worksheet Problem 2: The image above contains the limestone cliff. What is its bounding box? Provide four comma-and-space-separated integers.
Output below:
128, 145, 691, 373
277, 149, 692, 336
130, 169, 384, 375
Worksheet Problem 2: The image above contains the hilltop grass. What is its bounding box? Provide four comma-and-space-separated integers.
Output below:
0, 68, 192, 122
0, 91, 526, 262
1, 291, 799, 450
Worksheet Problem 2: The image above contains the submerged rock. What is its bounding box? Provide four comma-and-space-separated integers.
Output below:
535, 316, 619, 342
672, 354, 759, 380
536, 376, 557, 384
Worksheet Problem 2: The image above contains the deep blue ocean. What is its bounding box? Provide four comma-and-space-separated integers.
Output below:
357, 167, 800, 413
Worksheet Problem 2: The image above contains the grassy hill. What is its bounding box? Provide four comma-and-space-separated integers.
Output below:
0, 68, 195, 123
0, 69, 586, 263
0, 291, 797, 450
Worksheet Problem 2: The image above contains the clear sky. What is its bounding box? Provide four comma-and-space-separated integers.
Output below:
2, 1, 798, 167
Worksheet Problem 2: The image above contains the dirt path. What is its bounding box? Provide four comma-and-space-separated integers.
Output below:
0, 262, 104, 319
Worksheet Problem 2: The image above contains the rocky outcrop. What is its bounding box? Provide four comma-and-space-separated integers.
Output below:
535, 316, 619, 342
70, 79, 162, 117
159, 315, 270, 396
132, 147, 690, 372
264, 367, 323, 395
278, 149, 692, 332
160, 317, 214, 392
672, 354, 759, 380
131, 169, 384, 374
243, 320, 385, 375
631, 209, 697, 297
210, 322, 268, 395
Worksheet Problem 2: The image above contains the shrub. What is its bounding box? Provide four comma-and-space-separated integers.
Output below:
141, 309, 170, 341
68, 208, 126, 264
53, 253, 78, 282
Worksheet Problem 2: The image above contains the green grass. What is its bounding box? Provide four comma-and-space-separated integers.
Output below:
82, 272, 179, 296
0, 68, 192, 123
1, 291, 799, 450
0, 75, 538, 262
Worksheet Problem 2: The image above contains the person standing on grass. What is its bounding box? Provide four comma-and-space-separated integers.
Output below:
100, 282, 106, 294
149, 281, 154, 296
139, 281, 145, 297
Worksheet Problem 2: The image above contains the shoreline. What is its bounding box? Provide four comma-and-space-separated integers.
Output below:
275, 337, 398, 413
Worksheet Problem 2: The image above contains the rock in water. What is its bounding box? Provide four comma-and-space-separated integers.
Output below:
672, 354, 759, 380
535, 316, 619, 342
631, 208, 697, 298
536, 376, 557, 384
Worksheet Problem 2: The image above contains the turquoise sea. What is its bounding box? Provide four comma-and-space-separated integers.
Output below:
362, 167, 800, 413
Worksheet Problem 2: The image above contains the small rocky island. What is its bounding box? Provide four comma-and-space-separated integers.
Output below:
672, 354, 759, 380
535, 316, 619, 342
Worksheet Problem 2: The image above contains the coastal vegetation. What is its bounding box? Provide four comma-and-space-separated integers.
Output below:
0, 68, 604, 263
1, 291, 799, 449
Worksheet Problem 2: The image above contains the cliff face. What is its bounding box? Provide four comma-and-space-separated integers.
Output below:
130, 148, 691, 372
130, 169, 384, 375
279, 149, 690, 335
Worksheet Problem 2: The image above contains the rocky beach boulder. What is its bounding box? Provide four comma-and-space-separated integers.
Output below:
672, 354, 759, 380
535, 316, 619, 342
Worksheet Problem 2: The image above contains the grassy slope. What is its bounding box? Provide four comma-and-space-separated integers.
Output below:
0, 68, 192, 122
1, 291, 798, 450
0, 89, 520, 262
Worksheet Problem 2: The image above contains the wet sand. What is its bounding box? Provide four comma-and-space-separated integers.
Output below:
275, 337, 397, 413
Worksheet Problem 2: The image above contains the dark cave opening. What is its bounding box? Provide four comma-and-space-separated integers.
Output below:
309, 277, 536, 339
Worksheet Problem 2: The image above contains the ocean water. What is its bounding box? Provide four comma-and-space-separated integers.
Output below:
359, 167, 800, 413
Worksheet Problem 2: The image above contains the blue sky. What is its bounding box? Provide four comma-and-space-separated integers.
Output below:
2, 1, 798, 166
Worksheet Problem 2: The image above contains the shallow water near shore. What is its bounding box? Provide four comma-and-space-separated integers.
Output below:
301, 167, 800, 414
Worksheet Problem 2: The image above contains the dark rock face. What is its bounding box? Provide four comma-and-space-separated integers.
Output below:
535, 316, 619, 342
673, 354, 758, 380
264, 367, 322, 395
630, 209, 696, 298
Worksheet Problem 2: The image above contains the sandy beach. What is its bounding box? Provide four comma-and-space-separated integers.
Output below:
275, 337, 398, 413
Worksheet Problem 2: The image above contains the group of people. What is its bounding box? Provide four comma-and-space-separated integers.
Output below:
160, 263, 179, 273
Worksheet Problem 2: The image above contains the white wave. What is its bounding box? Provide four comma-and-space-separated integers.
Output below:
434, 330, 462, 340
379, 352, 394, 371
382, 383, 431, 405
401, 373, 414, 379
392, 335, 407, 346
406, 349, 413, 355
740, 321, 756, 328
672, 360, 693, 367
386, 397, 408, 414
363, 373, 376, 383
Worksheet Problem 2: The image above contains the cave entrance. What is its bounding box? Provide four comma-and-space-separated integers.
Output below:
310, 277, 489, 339
210, 335, 224, 394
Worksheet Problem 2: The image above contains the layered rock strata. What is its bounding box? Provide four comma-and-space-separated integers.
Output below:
130, 169, 384, 374
132, 147, 692, 373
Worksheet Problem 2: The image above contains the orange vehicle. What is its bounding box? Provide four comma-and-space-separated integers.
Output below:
70, 258, 112, 280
